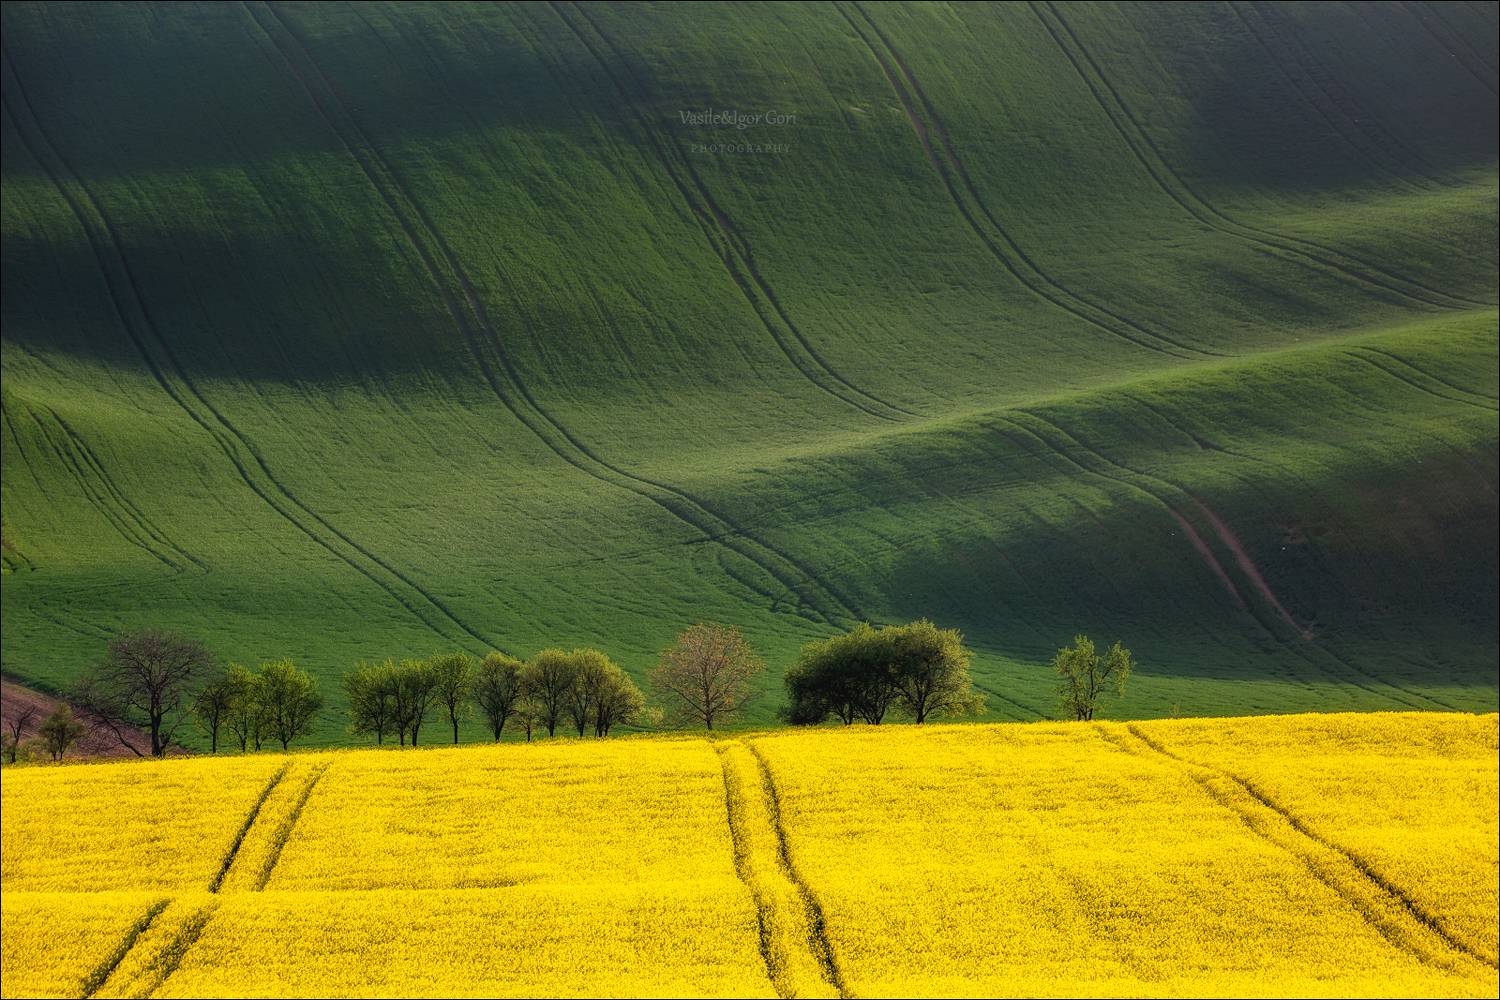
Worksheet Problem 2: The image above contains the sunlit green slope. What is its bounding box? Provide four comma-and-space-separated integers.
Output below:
2, 1, 1496, 741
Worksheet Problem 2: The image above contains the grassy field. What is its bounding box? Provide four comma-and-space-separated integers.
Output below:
1, 1, 1496, 742
1, 712, 1496, 997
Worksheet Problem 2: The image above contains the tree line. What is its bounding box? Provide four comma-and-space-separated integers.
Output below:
6, 620, 1134, 761
342, 647, 647, 746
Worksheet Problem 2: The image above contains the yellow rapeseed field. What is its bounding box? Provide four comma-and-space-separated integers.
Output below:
1, 713, 1495, 998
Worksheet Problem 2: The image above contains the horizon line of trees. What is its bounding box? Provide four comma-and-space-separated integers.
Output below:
342, 647, 649, 746
5, 621, 1135, 762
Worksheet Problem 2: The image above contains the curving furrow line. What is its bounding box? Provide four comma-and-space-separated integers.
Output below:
1399, 0, 1499, 97
47, 404, 206, 573
743, 741, 852, 998
1231, 1, 1450, 192
1009, 407, 1387, 702
839, 1, 1219, 362
1032, 0, 1496, 311
1, 48, 501, 654
1344, 350, 1499, 413
24, 402, 185, 573
548, 1, 915, 423
1121, 723, 1499, 970
1350, 346, 1500, 409
249, 1, 863, 627
1010, 408, 1453, 710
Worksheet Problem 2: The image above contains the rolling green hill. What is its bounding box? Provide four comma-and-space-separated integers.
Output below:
2, 0, 1496, 743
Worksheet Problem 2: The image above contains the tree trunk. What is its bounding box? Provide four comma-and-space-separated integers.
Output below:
452, 718, 459, 744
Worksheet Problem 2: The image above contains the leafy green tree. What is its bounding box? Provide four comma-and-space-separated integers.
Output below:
429, 652, 476, 745
592, 660, 646, 737
224, 663, 263, 752
784, 623, 895, 725
344, 660, 397, 745
888, 619, 984, 723
1053, 635, 1134, 721
474, 652, 523, 741
257, 659, 322, 751
785, 620, 983, 725
650, 623, 763, 730
192, 669, 239, 752
521, 650, 576, 738
784, 640, 860, 726
392, 658, 438, 746
565, 649, 612, 738
38, 704, 87, 761
517, 690, 541, 742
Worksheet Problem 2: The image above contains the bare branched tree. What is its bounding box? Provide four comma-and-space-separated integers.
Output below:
3, 701, 40, 763
650, 624, 763, 730
75, 629, 214, 756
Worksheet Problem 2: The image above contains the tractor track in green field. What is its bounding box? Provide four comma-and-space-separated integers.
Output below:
839, 1, 1221, 363
1117, 723, 1499, 970
998, 408, 1390, 702
547, 0, 916, 424
0, 46, 502, 656
26, 404, 182, 574
27, 402, 204, 575
1398, 0, 1499, 98
249, 0, 866, 628
988, 412, 1321, 695
1007, 408, 1454, 711
1, 395, 57, 509
1016, 410, 1424, 705
1032, 0, 1496, 311
1231, 1, 1449, 193
1344, 348, 1500, 413
1355, 347, 1500, 404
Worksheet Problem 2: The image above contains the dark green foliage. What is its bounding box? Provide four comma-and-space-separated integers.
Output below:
255, 658, 322, 751
1053, 635, 1134, 721
392, 659, 438, 747
344, 660, 398, 745
192, 669, 239, 752
428, 651, 476, 745
784, 620, 983, 725
474, 651, 523, 741
37, 703, 86, 760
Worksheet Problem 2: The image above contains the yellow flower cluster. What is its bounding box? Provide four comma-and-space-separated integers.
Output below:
749, 714, 1499, 997
1, 713, 1494, 997
2, 755, 289, 892
266, 740, 734, 891
1134, 712, 1499, 968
